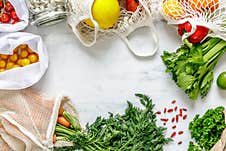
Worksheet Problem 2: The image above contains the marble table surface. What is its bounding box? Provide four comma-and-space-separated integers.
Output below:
26, 21, 226, 151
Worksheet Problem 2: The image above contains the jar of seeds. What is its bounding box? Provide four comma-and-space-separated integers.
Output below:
26, 0, 67, 26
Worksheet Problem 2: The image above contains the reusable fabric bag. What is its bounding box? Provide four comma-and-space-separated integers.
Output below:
160, 0, 226, 41
0, 89, 79, 151
0, 32, 48, 90
67, 0, 159, 57
0, 0, 29, 32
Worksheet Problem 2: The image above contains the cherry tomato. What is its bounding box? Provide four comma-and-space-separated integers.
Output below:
5, 2, 14, 12
28, 54, 39, 63
9, 54, 18, 62
0, 60, 6, 68
126, 0, 139, 12
20, 49, 29, 58
177, 21, 192, 36
0, 1, 3, 9
6, 62, 15, 70
10, 10, 19, 21
12, 19, 19, 24
1, 13, 11, 23
0, 54, 9, 60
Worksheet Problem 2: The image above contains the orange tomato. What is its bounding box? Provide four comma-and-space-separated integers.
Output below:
28, 54, 39, 63
20, 49, 29, 58
9, 54, 18, 62
188, 0, 219, 11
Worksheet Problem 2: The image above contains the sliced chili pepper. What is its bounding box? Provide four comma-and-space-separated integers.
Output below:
176, 115, 179, 123
171, 100, 176, 104
170, 132, 176, 138
179, 109, 183, 116
178, 131, 184, 135
183, 115, 187, 120
182, 108, 187, 111
164, 108, 167, 113
174, 106, 178, 111
160, 118, 169, 122
178, 141, 182, 145
171, 117, 175, 122
172, 125, 176, 129
155, 111, 161, 115
168, 109, 174, 113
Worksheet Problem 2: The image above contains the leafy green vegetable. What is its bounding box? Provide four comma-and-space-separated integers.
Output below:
162, 37, 226, 100
187, 142, 202, 151
54, 94, 171, 151
189, 106, 226, 150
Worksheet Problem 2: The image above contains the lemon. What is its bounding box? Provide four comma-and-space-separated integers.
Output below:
84, 0, 120, 29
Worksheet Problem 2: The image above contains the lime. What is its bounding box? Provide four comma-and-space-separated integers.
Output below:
217, 72, 226, 89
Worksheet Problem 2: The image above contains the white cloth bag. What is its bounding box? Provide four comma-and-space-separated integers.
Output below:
0, 32, 48, 90
0, 0, 29, 32
67, 0, 159, 57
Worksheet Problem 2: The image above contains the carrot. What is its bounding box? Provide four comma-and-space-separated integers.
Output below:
57, 116, 70, 128
58, 107, 64, 116
53, 134, 57, 144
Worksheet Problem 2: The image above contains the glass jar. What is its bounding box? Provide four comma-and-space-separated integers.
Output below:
26, 0, 67, 26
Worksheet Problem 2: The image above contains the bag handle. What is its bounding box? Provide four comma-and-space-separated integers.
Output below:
119, 0, 159, 57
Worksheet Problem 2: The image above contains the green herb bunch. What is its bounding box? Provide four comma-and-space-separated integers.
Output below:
54, 94, 171, 151
187, 141, 202, 151
189, 106, 226, 150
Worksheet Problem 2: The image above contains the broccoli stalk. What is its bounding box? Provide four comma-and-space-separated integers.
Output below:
162, 37, 226, 100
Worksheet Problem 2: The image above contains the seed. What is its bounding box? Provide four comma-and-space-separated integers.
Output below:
170, 132, 176, 138
179, 109, 183, 116
182, 108, 187, 111
172, 125, 176, 129
174, 106, 178, 111
163, 123, 166, 126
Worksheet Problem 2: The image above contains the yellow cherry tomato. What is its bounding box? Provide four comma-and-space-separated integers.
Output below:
0, 68, 5, 72
13, 47, 19, 54
6, 62, 15, 70
9, 54, 18, 62
19, 44, 28, 49
20, 49, 29, 58
13, 64, 21, 69
0, 60, 6, 68
162, 0, 185, 19
17, 59, 30, 67
0, 54, 9, 60
27, 47, 33, 54
28, 54, 39, 63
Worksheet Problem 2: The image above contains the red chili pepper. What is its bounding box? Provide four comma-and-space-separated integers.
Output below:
179, 109, 183, 116
171, 100, 176, 104
164, 108, 167, 113
168, 109, 174, 113
176, 115, 179, 122
178, 131, 184, 135
171, 117, 175, 122
170, 132, 176, 138
183, 115, 187, 120
188, 26, 209, 44
0, 1, 3, 9
172, 125, 176, 129
174, 106, 178, 111
178, 141, 183, 145
160, 118, 169, 122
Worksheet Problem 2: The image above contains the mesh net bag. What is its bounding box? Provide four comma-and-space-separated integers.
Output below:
0, 89, 79, 151
160, 0, 226, 41
67, 0, 159, 57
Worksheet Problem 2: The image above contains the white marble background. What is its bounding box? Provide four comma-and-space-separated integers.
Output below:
26, 21, 226, 151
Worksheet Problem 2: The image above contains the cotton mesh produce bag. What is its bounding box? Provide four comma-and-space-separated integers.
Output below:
67, 0, 159, 57
0, 89, 79, 151
0, 0, 29, 32
160, 0, 226, 41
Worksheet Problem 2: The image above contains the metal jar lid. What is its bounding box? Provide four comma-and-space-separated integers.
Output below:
26, 0, 68, 26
